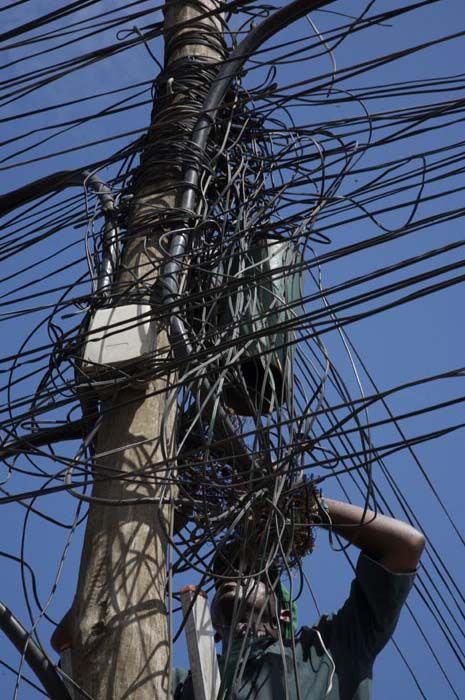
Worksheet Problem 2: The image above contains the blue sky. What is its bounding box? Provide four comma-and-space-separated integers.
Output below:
0, 1, 464, 698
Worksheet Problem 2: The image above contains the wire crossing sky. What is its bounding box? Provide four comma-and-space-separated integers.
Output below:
0, 1, 464, 698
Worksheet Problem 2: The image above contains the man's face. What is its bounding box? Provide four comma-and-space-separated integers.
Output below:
211, 577, 288, 640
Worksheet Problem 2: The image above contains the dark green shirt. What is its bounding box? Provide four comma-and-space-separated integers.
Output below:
174, 554, 415, 700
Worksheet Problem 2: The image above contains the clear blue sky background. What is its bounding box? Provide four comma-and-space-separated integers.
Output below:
0, 1, 464, 698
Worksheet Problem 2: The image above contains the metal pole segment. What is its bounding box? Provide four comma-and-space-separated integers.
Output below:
181, 586, 221, 700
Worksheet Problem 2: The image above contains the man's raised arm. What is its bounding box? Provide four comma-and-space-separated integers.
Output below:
318, 498, 425, 573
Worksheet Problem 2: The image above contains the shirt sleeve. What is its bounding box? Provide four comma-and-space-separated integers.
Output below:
318, 553, 416, 671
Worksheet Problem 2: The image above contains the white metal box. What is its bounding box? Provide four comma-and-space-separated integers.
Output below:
82, 304, 156, 376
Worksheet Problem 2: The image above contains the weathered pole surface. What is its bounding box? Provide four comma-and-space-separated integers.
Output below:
68, 3, 224, 699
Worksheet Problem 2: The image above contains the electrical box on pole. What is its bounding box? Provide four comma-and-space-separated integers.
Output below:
82, 304, 156, 382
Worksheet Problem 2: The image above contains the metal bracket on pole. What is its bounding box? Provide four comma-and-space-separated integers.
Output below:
180, 585, 221, 700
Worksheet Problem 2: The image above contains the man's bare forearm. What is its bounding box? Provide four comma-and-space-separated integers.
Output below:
318, 497, 425, 573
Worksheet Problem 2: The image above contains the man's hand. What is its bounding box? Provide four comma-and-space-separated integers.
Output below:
317, 498, 425, 573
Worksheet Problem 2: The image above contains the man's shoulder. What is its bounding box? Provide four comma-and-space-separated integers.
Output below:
317, 553, 416, 670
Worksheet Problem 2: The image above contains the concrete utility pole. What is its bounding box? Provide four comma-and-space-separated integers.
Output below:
67, 3, 224, 699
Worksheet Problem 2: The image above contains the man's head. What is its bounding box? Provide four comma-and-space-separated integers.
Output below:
210, 542, 296, 641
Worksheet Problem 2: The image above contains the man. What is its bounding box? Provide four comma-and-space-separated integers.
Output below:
174, 496, 425, 699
